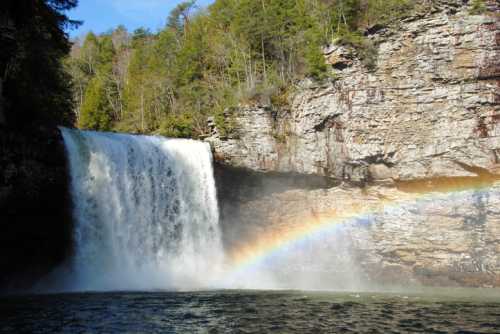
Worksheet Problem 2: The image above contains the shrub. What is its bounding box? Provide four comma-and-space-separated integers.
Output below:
469, 0, 487, 15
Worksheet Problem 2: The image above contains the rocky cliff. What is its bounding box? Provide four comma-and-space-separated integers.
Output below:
210, 1, 500, 288
0, 126, 73, 291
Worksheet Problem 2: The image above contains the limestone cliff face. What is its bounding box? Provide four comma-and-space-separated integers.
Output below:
210, 2, 500, 288
218, 180, 500, 288
208, 2, 500, 183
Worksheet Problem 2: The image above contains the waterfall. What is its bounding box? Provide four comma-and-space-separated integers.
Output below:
60, 128, 224, 291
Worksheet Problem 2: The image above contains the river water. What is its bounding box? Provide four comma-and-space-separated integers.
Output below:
16, 129, 495, 333
1, 289, 499, 333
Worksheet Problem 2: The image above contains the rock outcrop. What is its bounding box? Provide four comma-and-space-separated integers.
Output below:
210, 1, 500, 288
208, 1, 500, 183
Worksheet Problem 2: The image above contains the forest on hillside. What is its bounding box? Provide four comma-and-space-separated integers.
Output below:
67, 0, 422, 138
1, 0, 488, 133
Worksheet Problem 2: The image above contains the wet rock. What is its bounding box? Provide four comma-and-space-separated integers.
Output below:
217, 179, 500, 288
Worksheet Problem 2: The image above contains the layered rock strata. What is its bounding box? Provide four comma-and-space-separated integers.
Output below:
217, 176, 500, 288
210, 1, 500, 288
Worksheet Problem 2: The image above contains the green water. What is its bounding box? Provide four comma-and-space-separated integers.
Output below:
1, 289, 499, 333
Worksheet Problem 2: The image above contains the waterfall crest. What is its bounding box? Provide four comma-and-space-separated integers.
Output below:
60, 128, 224, 291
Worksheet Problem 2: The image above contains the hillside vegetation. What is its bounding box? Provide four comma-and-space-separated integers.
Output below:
68, 0, 422, 137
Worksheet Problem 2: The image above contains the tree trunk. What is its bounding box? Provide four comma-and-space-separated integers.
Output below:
260, 0, 267, 83
140, 88, 145, 132
261, 35, 267, 82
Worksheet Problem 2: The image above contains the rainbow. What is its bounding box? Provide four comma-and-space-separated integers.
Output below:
223, 177, 499, 281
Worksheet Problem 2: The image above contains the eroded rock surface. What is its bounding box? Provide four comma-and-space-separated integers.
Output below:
221, 182, 500, 288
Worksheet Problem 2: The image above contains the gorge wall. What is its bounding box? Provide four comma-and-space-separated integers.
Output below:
210, 1, 500, 288
0, 127, 72, 290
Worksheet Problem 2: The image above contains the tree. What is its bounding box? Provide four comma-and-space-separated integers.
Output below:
167, 0, 197, 35
0, 0, 80, 128
78, 77, 111, 131
66, 0, 419, 138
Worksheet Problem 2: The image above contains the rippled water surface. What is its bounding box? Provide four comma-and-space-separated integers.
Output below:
1, 290, 499, 333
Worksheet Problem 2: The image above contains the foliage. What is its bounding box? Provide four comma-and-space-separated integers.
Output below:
78, 77, 111, 131
167, 0, 196, 33
0, 0, 80, 128
469, 0, 487, 15
358, 0, 414, 28
158, 113, 194, 138
68, 0, 418, 137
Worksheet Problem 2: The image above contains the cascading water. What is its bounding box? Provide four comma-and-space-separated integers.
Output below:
60, 128, 224, 291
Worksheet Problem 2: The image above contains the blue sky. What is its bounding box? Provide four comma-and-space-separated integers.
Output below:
67, 0, 214, 39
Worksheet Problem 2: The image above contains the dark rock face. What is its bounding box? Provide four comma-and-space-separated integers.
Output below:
0, 126, 72, 291
214, 162, 335, 253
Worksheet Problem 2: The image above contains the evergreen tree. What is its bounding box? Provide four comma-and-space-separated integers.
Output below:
78, 77, 111, 131
0, 0, 80, 128
67, 0, 419, 137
